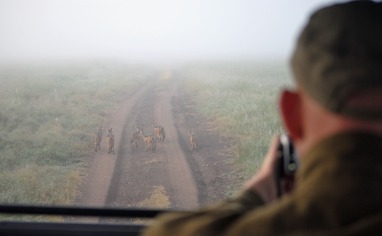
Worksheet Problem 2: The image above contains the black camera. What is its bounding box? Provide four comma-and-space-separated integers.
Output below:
275, 133, 298, 197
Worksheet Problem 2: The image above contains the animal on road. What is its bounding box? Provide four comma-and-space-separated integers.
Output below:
107, 128, 115, 154
130, 127, 142, 151
94, 127, 103, 152
139, 128, 156, 152
188, 130, 198, 151
152, 121, 166, 142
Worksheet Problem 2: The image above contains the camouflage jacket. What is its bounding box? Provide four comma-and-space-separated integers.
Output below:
143, 131, 382, 236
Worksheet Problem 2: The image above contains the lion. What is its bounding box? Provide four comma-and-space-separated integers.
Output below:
94, 127, 102, 152
107, 128, 115, 154
130, 127, 141, 151
139, 128, 156, 152
188, 130, 198, 151
152, 121, 166, 142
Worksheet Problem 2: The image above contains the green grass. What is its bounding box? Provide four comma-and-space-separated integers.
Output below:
0, 62, 155, 219
179, 60, 293, 175
0, 59, 294, 219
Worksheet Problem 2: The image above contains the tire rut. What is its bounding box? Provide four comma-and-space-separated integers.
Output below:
75, 78, 155, 223
106, 73, 198, 210
77, 69, 241, 224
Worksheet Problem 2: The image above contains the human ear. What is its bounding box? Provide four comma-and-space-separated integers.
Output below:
279, 90, 303, 141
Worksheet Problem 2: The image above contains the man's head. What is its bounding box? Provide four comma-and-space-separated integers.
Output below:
281, 1, 382, 155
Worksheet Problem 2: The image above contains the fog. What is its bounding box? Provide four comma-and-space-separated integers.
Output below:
0, 0, 347, 63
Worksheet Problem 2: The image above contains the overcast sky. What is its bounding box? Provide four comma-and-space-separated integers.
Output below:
0, 0, 348, 63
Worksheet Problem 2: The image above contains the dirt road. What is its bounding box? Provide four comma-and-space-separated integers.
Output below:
76, 69, 244, 219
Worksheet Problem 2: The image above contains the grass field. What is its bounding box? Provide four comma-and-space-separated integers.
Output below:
0, 60, 292, 220
0, 62, 154, 220
179, 60, 293, 175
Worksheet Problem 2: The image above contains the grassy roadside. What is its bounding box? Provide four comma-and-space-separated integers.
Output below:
0, 62, 156, 218
179, 60, 293, 176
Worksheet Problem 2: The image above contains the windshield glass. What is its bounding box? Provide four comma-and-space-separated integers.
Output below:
0, 0, 341, 222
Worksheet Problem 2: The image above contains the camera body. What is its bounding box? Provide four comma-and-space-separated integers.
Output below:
275, 133, 298, 196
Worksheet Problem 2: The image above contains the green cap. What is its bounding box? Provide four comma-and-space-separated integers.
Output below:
291, 1, 382, 120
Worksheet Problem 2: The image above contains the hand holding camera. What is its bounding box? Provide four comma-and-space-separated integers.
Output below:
244, 134, 298, 202
275, 133, 298, 197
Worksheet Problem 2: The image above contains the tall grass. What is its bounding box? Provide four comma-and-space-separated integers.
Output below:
0, 63, 155, 216
179, 60, 293, 175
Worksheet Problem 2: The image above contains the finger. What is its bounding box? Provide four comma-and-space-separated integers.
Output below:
261, 135, 281, 172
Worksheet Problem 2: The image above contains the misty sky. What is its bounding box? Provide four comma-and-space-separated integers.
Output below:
0, 0, 348, 62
